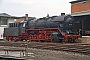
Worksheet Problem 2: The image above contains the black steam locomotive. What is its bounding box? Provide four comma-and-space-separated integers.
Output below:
4, 14, 80, 43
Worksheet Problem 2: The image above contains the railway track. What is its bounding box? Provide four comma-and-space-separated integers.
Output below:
0, 41, 90, 54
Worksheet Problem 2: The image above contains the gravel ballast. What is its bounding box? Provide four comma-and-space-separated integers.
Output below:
0, 46, 90, 60
27, 48, 90, 60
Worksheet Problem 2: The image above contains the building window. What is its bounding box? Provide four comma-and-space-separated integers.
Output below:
0, 17, 8, 25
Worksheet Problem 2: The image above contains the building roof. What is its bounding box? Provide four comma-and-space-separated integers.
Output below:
70, 0, 87, 4
0, 13, 19, 19
0, 13, 36, 20
71, 11, 90, 16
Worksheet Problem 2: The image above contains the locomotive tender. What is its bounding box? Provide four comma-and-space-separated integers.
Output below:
4, 14, 80, 43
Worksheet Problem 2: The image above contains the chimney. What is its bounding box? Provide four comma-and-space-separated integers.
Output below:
25, 14, 28, 20
61, 13, 65, 16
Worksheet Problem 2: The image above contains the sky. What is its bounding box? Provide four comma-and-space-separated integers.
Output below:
0, 0, 73, 18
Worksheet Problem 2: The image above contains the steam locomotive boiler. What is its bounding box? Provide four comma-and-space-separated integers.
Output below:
4, 14, 80, 43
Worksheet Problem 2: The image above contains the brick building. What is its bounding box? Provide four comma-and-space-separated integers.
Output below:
70, 0, 90, 15
70, 0, 90, 36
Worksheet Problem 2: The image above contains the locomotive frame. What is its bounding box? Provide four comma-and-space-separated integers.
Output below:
5, 28, 80, 43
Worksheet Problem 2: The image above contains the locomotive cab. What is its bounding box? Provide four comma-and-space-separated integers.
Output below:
19, 20, 28, 28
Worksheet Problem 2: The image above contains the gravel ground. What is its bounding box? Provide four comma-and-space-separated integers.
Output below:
27, 48, 90, 60
0, 46, 90, 60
